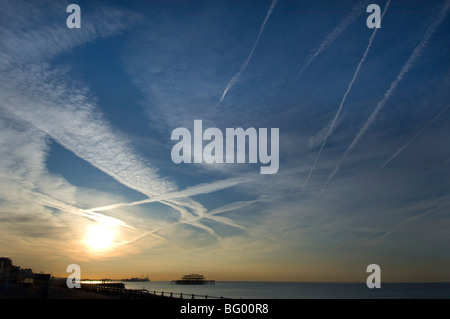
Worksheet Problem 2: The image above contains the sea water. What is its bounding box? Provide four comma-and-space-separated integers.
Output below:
123, 281, 450, 299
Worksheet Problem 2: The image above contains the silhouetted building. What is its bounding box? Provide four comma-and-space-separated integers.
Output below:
34, 273, 51, 285
0, 257, 13, 279
20, 268, 33, 278
10, 265, 21, 282
19, 268, 34, 286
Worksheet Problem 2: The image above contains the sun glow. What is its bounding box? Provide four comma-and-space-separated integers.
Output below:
85, 224, 115, 251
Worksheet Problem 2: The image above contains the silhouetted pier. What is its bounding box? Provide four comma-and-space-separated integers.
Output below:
171, 274, 215, 285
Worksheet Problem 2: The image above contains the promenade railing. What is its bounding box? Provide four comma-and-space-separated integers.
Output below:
81, 284, 230, 300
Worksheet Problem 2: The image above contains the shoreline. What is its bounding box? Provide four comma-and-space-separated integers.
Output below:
0, 282, 214, 299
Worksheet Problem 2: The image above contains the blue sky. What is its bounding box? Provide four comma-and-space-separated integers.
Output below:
1, 0, 450, 281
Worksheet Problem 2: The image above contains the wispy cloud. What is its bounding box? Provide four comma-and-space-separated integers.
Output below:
308, 116, 344, 150
196, 200, 258, 231
322, 0, 450, 191
298, 0, 369, 77
159, 200, 219, 239
0, 114, 142, 259
0, 1, 256, 252
330, 200, 450, 251
377, 203, 449, 240
282, 1, 390, 237
2, 62, 250, 246
381, 104, 450, 168
0, 1, 134, 68
302, 0, 390, 190
0, 2, 171, 199
2, 63, 175, 198
219, 0, 278, 103
127, 199, 256, 246
88, 176, 255, 213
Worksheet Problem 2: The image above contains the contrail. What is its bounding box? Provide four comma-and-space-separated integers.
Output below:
16, 184, 134, 230
308, 116, 343, 150
330, 202, 448, 251
298, 0, 369, 77
302, 0, 390, 190
377, 203, 448, 240
219, 0, 277, 103
125, 200, 254, 245
160, 199, 220, 238
381, 104, 450, 168
87, 176, 255, 213
85, 178, 257, 239
0, 1, 254, 245
322, 0, 450, 192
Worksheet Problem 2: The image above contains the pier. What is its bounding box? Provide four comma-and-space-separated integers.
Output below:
171, 274, 215, 285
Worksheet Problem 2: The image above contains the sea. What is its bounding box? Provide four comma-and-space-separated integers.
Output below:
122, 281, 450, 299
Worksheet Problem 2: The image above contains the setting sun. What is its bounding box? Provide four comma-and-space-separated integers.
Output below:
85, 224, 115, 251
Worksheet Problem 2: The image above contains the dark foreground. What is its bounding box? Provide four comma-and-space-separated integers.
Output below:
0, 283, 120, 299
1, 283, 445, 319
0, 282, 216, 300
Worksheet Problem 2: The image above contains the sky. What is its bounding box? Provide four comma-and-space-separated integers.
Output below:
0, 0, 449, 282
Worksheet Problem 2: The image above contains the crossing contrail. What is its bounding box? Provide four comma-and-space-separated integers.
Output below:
322, 0, 450, 192
302, 0, 390, 190
220, 0, 278, 103
87, 176, 255, 213
381, 104, 450, 168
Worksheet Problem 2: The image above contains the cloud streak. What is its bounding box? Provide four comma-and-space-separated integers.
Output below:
88, 176, 256, 213
1, 64, 175, 198
302, 0, 390, 190
0, 1, 133, 69
219, 0, 278, 103
380, 104, 450, 168
127, 199, 255, 245
322, 0, 450, 191
298, 0, 369, 77
377, 202, 450, 241
308, 116, 343, 150
0, 2, 171, 198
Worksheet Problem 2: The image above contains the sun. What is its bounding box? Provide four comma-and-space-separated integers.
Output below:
85, 224, 115, 251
